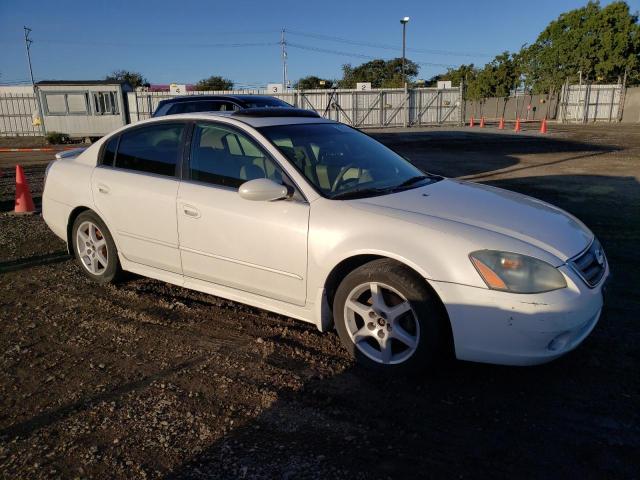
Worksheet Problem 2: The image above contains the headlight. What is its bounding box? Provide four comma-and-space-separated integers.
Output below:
469, 250, 567, 293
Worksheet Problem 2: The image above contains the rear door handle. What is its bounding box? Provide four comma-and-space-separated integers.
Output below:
182, 204, 200, 218
97, 183, 110, 194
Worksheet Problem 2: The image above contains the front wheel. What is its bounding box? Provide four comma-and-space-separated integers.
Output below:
333, 259, 446, 373
71, 211, 121, 283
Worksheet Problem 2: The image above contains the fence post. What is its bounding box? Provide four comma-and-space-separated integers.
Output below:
459, 80, 465, 126
352, 91, 357, 127
617, 72, 627, 122
403, 83, 409, 128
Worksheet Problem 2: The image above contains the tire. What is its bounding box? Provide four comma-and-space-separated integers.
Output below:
333, 258, 446, 373
71, 210, 121, 284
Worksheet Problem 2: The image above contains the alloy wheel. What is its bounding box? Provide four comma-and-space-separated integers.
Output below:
343, 281, 420, 364
76, 220, 109, 275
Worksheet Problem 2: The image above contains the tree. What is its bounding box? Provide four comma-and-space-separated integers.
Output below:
194, 76, 234, 91
521, 1, 640, 92
295, 76, 334, 89
340, 58, 419, 88
105, 70, 148, 88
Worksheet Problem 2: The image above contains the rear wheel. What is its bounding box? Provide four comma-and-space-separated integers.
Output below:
333, 259, 445, 373
71, 211, 120, 283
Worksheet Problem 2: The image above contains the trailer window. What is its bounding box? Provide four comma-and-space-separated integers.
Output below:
43, 92, 89, 115
43, 94, 67, 115
93, 92, 119, 115
67, 94, 88, 114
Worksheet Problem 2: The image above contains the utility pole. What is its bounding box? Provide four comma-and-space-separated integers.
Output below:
23, 26, 45, 135
280, 28, 288, 91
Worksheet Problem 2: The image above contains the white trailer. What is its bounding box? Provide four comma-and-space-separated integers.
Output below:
36, 80, 132, 139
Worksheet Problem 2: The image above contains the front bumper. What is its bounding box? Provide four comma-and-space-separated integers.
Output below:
429, 262, 609, 366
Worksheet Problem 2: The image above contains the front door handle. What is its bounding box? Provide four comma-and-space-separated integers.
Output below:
97, 183, 110, 194
182, 204, 200, 218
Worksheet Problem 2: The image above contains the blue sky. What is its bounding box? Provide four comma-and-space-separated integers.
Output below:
1, 0, 637, 87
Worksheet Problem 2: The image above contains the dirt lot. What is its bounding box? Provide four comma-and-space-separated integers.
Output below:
1, 125, 639, 479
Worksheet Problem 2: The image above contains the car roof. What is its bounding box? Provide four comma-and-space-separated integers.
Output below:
143, 110, 334, 128
157, 94, 289, 106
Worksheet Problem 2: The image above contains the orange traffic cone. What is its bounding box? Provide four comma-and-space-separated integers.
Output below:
514, 118, 521, 133
479, 116, 485, 128
469, 116, 475, 127
540, 117, 548, 134
15, 165, 36, 213
498, 117, 505, 129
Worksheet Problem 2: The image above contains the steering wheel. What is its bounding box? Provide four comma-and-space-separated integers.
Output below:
332, 163, 359, 192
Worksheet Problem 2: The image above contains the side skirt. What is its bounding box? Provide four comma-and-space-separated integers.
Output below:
119, 255, 321, 330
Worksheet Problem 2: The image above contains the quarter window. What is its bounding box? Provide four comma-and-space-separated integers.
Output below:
115, 123, 184, 177
102, 136, 118, 167
189, 123, 283, 188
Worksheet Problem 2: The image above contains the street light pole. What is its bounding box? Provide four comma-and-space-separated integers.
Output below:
400, 17, 410, 87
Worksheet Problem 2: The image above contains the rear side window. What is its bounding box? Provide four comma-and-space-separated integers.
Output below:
102, 136, 118, 166
115, 123, 185, 177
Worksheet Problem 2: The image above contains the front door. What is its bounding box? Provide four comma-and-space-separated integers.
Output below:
177, 121, 309, 305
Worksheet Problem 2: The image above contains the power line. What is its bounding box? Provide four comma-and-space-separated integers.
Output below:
287, 42, 455, 68
287, 29, 491, 58
22, 39, 280, 48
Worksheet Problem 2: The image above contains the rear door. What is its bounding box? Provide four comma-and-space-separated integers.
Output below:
91, 122, 186, 273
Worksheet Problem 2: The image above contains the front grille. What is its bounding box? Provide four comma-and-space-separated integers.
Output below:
570, 239, 606, 287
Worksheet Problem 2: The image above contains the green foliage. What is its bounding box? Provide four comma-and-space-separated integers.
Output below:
295, 76, 335, 89
521, 1, 640, 92
431, 1, 639, 97
340, 58, 419, 88
105, 70, 148, 88
45, 132, 69, 145
194, 76, 234, 91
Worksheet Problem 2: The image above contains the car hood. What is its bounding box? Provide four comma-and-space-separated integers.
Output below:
354, 179, 593, 261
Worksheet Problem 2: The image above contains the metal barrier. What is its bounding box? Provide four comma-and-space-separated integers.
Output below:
0, 93, 40, 136
558, 82, 624, 123
127, 87, 463, 128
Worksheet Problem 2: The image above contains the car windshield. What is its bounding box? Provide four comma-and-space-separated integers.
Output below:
258, 123, 440, 199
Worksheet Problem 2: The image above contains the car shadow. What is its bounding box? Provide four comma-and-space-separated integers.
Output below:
371, 130, 617, 178
164, 171, 640, 479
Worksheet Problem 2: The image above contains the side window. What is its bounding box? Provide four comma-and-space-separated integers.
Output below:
115, 123, 184, 177
102, 136, 118, 166
189, 123, 284, 188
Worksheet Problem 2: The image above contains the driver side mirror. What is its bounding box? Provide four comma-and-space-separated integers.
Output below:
238, 178, 291, 202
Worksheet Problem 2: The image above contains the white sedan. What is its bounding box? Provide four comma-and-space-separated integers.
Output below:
42, 108, 608, 372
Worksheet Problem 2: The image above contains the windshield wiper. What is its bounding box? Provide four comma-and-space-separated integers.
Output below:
331, 186, 393, 200
391, 175, 429, 191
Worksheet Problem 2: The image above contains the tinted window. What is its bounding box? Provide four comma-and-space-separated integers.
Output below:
167, 101, 239, 115
102, 136, 118, 166
189, 123, 283, 188
242, 97, 291, 108
116, 123, 184, 177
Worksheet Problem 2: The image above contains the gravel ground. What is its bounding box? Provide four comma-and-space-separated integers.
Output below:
0, 125, 639, 479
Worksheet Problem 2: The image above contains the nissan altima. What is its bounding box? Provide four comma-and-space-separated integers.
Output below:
42, 108, 609, 372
